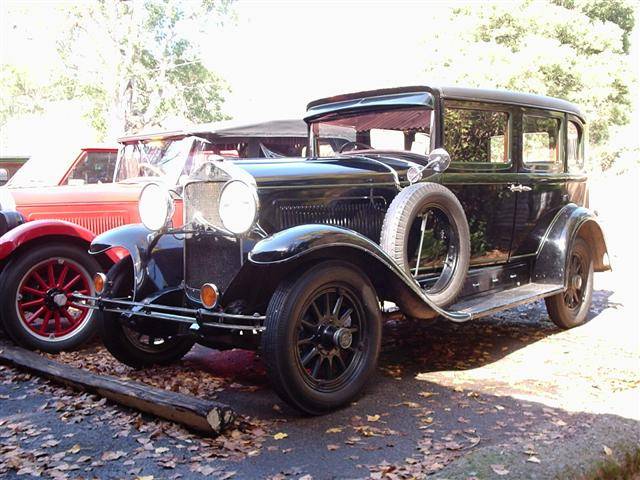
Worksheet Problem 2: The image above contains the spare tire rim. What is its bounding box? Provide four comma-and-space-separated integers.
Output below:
407, 204, 459, 294
295, 285, 366, 392
15, 258, 94, 341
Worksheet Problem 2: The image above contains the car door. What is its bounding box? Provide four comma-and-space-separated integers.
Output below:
509, 108, 571, 259
440, 100, 518, 267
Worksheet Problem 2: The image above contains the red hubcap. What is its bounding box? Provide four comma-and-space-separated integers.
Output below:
17, 259, 92, 339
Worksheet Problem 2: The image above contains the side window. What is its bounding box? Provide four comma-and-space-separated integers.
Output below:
65, 151, 118, 185
444, 106, 510, 168
567, 121, 584, 173
522, 115, 562, 172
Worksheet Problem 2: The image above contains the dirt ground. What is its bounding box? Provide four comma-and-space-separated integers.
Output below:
0, 170, 638, 479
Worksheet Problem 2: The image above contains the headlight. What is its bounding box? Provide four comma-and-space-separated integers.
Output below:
0, 188, 16, 211
138, 183, 174, 231
218, 180, 258, 234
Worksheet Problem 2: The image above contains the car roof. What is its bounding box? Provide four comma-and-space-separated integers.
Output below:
306, 85, 585, 121
118, 119, 308, 143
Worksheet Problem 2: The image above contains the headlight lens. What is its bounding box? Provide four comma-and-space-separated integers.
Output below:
138, 183, 173, 231
218, 180, 257, 234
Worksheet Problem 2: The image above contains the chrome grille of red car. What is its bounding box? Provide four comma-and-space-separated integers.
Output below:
56, 215, 127, 234
276, 198, 388, 241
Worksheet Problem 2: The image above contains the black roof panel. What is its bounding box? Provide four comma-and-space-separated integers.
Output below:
307, 85, 585, 121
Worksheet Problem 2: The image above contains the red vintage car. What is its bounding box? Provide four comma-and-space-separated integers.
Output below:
0, 120, 309, 352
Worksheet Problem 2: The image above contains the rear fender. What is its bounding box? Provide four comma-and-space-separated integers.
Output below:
90, 224, 183, 299
246, 224, 471, 322
0, 219, 120, 263
533, 204, 610, 287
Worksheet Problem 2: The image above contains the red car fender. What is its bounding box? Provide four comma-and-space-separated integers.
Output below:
0, 219, 123, 264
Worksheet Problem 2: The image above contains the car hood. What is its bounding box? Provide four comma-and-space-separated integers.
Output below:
9, 182, 146, 208
233, 153, 422, 189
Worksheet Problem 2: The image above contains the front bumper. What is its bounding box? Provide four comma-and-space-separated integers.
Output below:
72, 293, 266, 333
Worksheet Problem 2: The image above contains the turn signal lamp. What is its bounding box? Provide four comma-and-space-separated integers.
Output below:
94, 272, 107, 295
200, 283, 219, 309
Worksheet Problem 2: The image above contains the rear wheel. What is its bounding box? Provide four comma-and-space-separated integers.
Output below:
0, 243, 100, 353
545, 238, 593, 329
98, 258, 194, 368
261, 262, 381, 415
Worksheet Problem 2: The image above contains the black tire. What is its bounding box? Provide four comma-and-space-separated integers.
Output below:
380, 182, 470, 306
545, 237, 594, 329
261, 262, 382, 415
0, 243, 100, 353
98, 258, 195, 368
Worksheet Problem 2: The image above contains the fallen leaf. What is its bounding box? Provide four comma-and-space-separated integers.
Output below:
495, 405, 505, 411
67, 444, 81, 454
136, 476, 154, 480
418, 391, 437, 398
273, 432, 288, 440
367, 414, 381, 422
102, 450, 127, 461
326, 444, 340, 451
603, 445, 613, 456
527, 456, 541, 464
491, 464, 509, 476
155, 447, 169, 454
325, 427, 342, 434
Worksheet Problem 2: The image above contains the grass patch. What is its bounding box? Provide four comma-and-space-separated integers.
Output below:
565, 447, 640, 480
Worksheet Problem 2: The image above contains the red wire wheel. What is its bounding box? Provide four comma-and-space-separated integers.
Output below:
16, 258, 94, 340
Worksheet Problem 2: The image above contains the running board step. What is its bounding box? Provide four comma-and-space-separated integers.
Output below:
447, 282, 564, 320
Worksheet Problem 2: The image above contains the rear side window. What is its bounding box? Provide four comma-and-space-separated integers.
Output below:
567, 121, 584, 173
444, 107, 510, 168
522, 115, 562, 172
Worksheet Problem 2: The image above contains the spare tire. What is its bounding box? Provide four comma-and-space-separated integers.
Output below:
380, 182, 470, 307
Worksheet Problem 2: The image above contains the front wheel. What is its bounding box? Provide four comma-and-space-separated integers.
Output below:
261, 262, 382, 415
0, 243, 100, 353
545, 237, 594, 329
98, 258, 195, 368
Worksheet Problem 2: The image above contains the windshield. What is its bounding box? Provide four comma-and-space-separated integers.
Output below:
7, 149, 79, 187
311, 107, 432, 157
115, 136, 211, 185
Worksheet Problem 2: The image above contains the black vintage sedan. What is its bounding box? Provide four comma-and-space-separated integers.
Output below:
78, 86, 610, 414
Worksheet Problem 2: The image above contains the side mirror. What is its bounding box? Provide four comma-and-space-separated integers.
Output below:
0, 168, 8, 186
407, 148, 451, 184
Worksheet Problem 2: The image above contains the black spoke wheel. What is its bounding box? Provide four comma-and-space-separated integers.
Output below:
98, 258, 195, 368
545, 237, 594, 329
262, 262, 381, 415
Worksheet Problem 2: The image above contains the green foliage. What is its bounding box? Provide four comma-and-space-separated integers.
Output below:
0, 65, 45, 126
428, 0, 636, 154
53, 0, 233, 138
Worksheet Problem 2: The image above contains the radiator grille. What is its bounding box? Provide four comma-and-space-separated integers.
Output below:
276, 198, 387, 241
183, 181, 226, 230
184, 234, 241, 299
41, 215, 127, 234
183, 179, 242, 299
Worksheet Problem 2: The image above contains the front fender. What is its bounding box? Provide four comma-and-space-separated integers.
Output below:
90, 224, 184, 299
248, 224, 471, 322
0, 219, 119, 262
533, 204, 610, 287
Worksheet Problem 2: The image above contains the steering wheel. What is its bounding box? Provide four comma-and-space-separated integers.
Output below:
339, 141, 372, 153
139, 163, 165, 177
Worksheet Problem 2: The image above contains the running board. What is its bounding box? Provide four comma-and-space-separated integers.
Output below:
444, 282, 564, 321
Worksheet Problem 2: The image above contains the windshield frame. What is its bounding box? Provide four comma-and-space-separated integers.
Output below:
308, 106, 435, 158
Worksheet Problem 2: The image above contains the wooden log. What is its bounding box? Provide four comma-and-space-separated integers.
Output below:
0, 342, 235, 435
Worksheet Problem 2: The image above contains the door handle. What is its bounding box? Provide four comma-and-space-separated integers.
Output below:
509, 184, 532, 192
